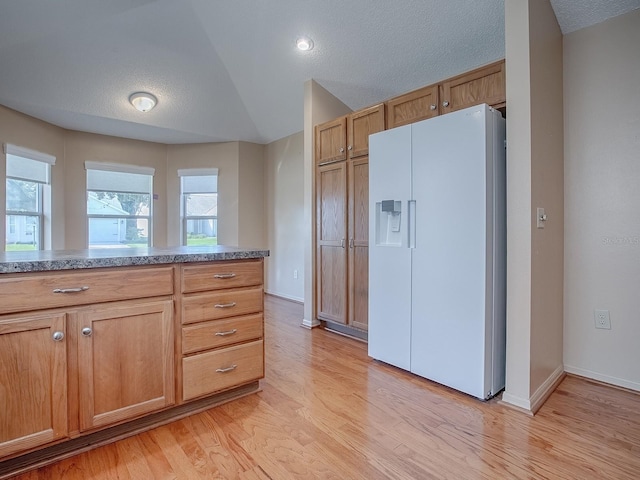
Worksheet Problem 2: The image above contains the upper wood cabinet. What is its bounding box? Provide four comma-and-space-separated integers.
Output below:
386, 60, 505, 129
387, 85, 439, 129
316, 117, 347, 165
316, 104, 385, 165
440, 60, 506, 114
348, 104, 385, 159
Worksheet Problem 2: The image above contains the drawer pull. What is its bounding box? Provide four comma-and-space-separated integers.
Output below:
213, 273, 236, 279
216, 364, 238, 373
215, 329, 238, 336
214, 302, 237, 309
53, 286, 89, 294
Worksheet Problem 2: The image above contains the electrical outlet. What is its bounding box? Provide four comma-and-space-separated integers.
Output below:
594, 309, 611, 330
293, 269, 298, 279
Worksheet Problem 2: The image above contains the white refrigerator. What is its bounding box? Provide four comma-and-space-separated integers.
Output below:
368, 104, 506, 400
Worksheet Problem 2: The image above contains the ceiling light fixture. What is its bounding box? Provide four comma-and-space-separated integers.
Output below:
129, 92, 157, 112
296, 37, 314, 52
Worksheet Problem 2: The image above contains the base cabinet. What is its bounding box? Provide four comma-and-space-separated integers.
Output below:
77, 300, 174, 431
0, 313, 68, 459
0, 258, 265, 473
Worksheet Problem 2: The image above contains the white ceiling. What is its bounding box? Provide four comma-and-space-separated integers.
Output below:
0, 0, 638, 145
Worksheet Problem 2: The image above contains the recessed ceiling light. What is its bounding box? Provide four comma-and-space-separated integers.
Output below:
129, 92, 157, 112
296, 37, 314, 52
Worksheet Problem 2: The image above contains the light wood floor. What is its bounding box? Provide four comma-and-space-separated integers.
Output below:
13, 295, 640, 479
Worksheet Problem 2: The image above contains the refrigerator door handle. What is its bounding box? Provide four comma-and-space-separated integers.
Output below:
408, 200, 416, 248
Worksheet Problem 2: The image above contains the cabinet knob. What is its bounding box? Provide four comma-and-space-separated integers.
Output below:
52, 331, 65, 342
430, 104, 437, 111
442, 101, 450, 107
348, 145, 352, 150
81, 327, 92, 337
339, 147, 345, 153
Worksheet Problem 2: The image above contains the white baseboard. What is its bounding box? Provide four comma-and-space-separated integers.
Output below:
301, 317, 321, 329
264, 290, 304, 304
564, 365, 640, 392
501, 364, 565, 414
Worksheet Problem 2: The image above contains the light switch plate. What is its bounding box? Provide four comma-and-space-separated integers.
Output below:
536, 207, 547, 229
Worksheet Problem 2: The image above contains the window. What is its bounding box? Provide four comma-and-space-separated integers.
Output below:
178, 168, 218, 246
5, 144, 55, 252
85, 161, 154, 249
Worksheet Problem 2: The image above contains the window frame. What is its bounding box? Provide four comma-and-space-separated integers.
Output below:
4, 144, 55, 252
178, 169, 218, 247
85, 161, 155, 249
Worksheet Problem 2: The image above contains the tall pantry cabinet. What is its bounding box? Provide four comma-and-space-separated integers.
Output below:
315, 104, 385, 332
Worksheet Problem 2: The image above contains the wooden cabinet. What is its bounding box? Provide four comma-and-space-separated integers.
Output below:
348, 157, 369, 331
0, 265, 175, 457
347, 104, 385, 159
439, 60, 506, 114
316, 161, 348, 324
0, 313, 68, 458
386, 60, 505, 129
0, 256, 266, 474
315, 117, 347, 165
180, 259, 264, 402
315, 105, 384, 332
387, 84, 439, 129
76, 300, 174, 431
315, 103, 385, 166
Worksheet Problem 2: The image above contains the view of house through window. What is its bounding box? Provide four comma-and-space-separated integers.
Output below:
85, 161, 154, 248
179, 168, 218, 246
5, 146, 55, 251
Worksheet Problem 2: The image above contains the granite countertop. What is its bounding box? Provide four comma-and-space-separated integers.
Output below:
0, 246, 269, 274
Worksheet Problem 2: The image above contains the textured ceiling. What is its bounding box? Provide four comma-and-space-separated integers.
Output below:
0, 0, 637, 145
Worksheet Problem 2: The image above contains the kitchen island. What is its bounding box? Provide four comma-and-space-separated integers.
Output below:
0, 246, 268, 478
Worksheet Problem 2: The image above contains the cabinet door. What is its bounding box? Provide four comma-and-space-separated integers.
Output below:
0, 313, 67, 458
348, 104, 385, 159
348, 157, 369, 331
316, 162, 348, 324
386, 84, 439, 129
315, 117, 347, 165
440, 60, 505, 113
77, 300, 174, 431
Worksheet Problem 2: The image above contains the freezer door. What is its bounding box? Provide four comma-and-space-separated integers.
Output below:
410, 105, 497, 399
368, 125, 412, 371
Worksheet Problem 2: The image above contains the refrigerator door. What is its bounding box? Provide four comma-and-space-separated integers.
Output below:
410, 105, 494, 399
368, 125, 412, 371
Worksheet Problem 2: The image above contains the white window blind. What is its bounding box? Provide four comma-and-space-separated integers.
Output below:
5, 143, 56, 185
178, 168, 218, 194
85, 161, 154, 194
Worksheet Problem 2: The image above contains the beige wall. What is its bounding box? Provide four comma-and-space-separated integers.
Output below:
0, 105, 66, 249
503, 0, 564, 412
302, 80, 352, 326
265, 131, 304, 301
238, 142, 266, 249
64, 131, 168, 249
166, 142, 240, 247
563, 9, 640, 391
1, 104, 268, 252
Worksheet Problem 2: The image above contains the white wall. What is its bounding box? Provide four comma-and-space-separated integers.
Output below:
302, 80, 352, 327
563, 9, 640, 391
503, 0, 564, 412
264, 132, 304, 302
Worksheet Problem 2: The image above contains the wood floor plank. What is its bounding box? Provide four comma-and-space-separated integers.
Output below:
7, 294, 640, 479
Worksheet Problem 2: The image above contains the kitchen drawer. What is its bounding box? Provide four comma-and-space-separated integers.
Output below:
181, 287, 263, 325
181, 260, 263, 293
182, 313, 263, 354
182, 339, 264, 401
0, 267, 174, 315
